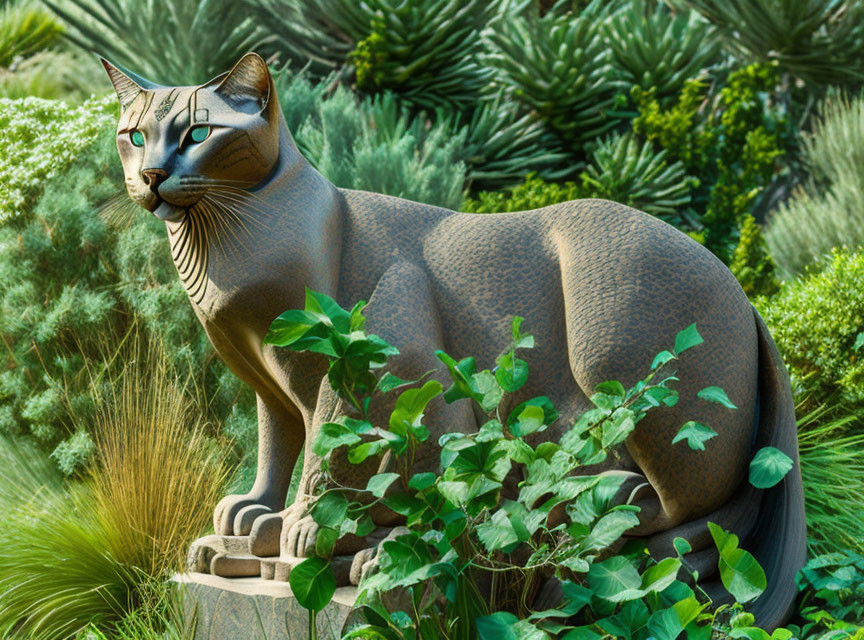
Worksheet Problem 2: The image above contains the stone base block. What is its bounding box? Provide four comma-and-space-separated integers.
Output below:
173, 572, 357, 640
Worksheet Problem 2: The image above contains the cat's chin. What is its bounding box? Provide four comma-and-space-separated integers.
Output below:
153, 201, 186, 223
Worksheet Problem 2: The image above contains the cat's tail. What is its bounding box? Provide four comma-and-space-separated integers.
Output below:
746, 307, 807, 629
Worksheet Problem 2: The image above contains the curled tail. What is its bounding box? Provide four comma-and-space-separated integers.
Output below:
746, 308, 807, 628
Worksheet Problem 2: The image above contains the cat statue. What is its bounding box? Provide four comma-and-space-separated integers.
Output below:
102, 53, 805, 628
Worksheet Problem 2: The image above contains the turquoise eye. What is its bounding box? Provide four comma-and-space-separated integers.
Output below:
189, 125, 210, 144
130, 130, 144, 147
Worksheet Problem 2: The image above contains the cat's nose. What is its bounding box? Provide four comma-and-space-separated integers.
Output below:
141, 168, 169, 193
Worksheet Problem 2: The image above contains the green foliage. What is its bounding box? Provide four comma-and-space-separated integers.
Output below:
0, 94, 116, 221
766, 93, 864, 276
797, 551, 864, 626
51, 428, 95, 476
730, 214, 780, 297
251, 0, 496, 111
798, 410, 864, 556
462, 173, 582, 214
756, 249, 864, 417
44, 0, 262, 85
0, 49, 111, 100
605, 2, 720, 103
580, 132, 698, 222
279, 73, 466, 209
345, 0, 495, 111
0, 101, 256, 479
462, 133, 697, 223
672, 0, 864, 86
484, 4, 623, 150
265, 292, 783, 639
0, 343, 226, 638
446, 92, 574, 191
633, 63, 791, 260
0, 0, 64, 68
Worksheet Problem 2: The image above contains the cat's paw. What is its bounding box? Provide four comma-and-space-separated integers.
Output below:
248, 501, 308, 557
281, 514, 319, 557
213, 492, 277, 536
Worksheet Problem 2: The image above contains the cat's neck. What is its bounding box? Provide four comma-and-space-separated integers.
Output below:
167, 115, 344, 313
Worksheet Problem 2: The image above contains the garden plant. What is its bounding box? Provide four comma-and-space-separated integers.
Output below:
1, 0, 864, 638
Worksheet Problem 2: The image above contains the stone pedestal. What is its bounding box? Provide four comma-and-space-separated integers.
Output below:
174, 572, 357, 640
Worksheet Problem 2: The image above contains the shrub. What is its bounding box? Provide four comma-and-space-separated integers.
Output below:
729, 214, 780, 297
43, 0, 262, 85
633, 63, 792, 261
462, 172, 583, 213
280, 74, 466, 209
672, 0, 864, 86
0, 94, 117, 221
264, 291, 797, 639
755, 249, 864, 418
445, 92, 575, 191
605, 1, 721, 103
0, 340, 228, 639
463, 134, 697, 223
766, 92, 864, 276
0, 50, 111, 100
0, 99, 257, 477
484, 4, 623, 150
0, 0, 64, 68
580, 131, 698, 222
345, 0, 495, 111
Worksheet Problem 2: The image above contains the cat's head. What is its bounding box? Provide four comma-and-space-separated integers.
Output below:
102, 53, 280, 222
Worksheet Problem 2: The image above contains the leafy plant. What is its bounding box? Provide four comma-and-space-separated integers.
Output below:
445, 92, 574, 191
346, 0, 495, 111
0, 0, 64, 68
263, 290, 795, 639
0, 102, 257, 482
0, 337, 226, 638
756, 248, 864, 419
44, 0, 262, 85
797, 551, 864, 626
0, 94, 116, 221
766, 92, 864, 276
280, 73, 466, 209
633, 63, 792, 260
484, 4, 623, 150
729, 214, 780, 297
671, 0, 864, 86
462, 133, 698, 224
462, 173, 583, 214
580, 132, 698, 222
605, 1, 720, 103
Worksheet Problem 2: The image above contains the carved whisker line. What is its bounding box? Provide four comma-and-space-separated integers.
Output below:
206, 189, 273, 231
99, 191, 142, 229
203, 195, 252, 255
168, 205, 208, 306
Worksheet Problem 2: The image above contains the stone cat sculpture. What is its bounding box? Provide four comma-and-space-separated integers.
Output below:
102, 53, 805, 628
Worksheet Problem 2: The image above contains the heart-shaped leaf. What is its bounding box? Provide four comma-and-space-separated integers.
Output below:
749, 447, 793, 489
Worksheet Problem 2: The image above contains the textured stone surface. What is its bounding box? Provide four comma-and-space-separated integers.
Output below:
174, 573, 357, 640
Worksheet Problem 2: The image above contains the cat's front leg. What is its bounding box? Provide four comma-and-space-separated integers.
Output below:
213, 392, 302, 535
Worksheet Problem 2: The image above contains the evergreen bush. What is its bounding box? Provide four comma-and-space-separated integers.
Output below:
756, 248, 864, 419
766, 93, 864, 276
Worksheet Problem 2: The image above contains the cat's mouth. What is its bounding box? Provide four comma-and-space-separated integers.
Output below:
153, 199, 187, 223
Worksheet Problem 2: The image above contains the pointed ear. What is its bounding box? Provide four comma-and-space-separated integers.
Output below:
211, 53, 271, 111
100, 58, 161, 110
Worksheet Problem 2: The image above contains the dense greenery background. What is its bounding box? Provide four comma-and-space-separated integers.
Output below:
1, 0, 864, 637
